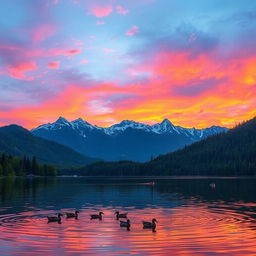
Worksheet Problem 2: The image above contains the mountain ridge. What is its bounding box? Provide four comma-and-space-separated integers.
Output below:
32, 116, 227, 139
70, 116, 256, 177
32, 117, 228, 162
0, 124, 98, 166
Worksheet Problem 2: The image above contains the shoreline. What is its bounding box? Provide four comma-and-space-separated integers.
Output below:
1, 175, 256, 179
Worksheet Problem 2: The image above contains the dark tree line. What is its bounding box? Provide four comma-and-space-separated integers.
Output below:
146, 117, 256, 176
62, 117, 256, 177
0, 153, 56, 176
60, 161, 144, 176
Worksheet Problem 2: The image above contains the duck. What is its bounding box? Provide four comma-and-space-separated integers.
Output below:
66, 210, 79, 219
120, 219, 130, 230
115, 211, 128, 219
90, 212, 104, 220
209, 182, 216, 188
142, 218, 157, 229
47, 213, 63, 223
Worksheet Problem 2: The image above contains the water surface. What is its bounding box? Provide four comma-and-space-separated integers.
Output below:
0, 177, 256, 255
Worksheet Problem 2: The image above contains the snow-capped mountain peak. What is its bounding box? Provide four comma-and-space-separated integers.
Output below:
56, 116, 69, 124
31, 117, 228, 162
32, 117, 228, 138
161, 118, 173, 125
71, 118, 93, 127
152, 119, 177, 134
32, 116, 71, 131
72, 117, 84, 123
104, 120, 152, 135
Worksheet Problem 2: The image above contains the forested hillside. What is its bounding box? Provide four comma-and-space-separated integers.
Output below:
72, 117, 256, 176
0, 125, 98, 166
0, 153, 56, 176
145, 117, 256, 176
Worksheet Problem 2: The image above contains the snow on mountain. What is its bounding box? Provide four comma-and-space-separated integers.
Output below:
33, 117, 103, 138
71, 118, 102, 131
33, 117, 98, 131
31, 117, 228, 162
33, 116, 70, 130
104, 120, 152, 135
32, 117, 227, 138
151, 119, 180, 134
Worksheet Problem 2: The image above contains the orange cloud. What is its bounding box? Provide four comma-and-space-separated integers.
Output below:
99, 51, 255, 128
1, 48, 256, 130
48, 61, 60, 69
0, 82, 124, 128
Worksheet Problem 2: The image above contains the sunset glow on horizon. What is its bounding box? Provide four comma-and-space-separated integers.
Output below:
0, 0, 256, 129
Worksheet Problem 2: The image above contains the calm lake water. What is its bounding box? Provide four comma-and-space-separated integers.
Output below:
0, 177, 256, 256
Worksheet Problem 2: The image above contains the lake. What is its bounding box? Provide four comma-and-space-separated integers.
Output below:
0, 177, 256, 255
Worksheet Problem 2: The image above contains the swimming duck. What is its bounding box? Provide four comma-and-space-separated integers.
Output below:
115, 211, 128, 219
47, 213, 63, 223
90, 212, 104, 219
120, 219, 130, 230
142, 218, 157, 229
66, 210, 79, 219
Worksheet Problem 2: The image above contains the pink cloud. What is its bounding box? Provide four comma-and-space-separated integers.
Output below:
80, 59, 89, 64
26, 48, 81, 58
51, 0, 59, 5
7, 61, 38, 80
32, 24, 56, 43
96, 20, 105, 25
116, 5, 129, 15
189, 33, 197, 42
64, 49, 81, 55
126, 26, 139, 36
0, 44, 19, 51
48, 61, 60, 69
46, 0, 60, 7
103, 48, 116, 53
49, 48, 81, 56
89, 6, 112, 17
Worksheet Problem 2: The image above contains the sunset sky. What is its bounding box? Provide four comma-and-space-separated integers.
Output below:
0, 0, 256, 129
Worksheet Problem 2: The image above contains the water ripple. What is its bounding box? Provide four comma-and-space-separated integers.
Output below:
0, 177, 256, 255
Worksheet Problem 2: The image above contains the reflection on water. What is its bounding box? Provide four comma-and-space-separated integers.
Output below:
0, 177, 256, 255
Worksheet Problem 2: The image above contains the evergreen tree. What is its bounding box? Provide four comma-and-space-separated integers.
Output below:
0, 153, 56, 177
31, 156, 40, 175
0, 164, 3, 176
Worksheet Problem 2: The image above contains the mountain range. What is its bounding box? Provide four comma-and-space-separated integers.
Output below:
32, 117, 227, 162
0, 125, 97, 166
74, 117, 256, 176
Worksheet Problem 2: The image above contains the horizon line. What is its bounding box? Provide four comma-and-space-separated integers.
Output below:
0, 115, 243, 131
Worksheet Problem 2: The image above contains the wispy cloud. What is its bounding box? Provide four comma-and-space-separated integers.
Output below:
96, 20, 105, 25
80, 59, 89, 64
116, 5, 129, 15
126, 26, 139, 36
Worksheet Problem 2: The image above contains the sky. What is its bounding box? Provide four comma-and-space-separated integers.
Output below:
0, 0, 256, 129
